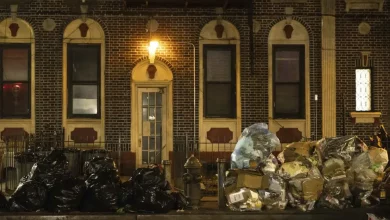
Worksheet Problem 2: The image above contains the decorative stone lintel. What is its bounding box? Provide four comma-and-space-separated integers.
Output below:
350, 112, 381, 124
345, 0, 384, 12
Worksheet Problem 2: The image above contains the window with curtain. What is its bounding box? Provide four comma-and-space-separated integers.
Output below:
0, 44, 31, 118
355, 68, 372, 111
203, 45, 236, 118
67, 44, 101, 118
273, 45, 305, 119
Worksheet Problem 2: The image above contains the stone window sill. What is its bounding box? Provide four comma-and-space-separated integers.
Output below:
345, 0, 384, 12
350, 112, 381, 124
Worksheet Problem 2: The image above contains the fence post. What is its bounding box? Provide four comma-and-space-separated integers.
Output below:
216, 158, 226, 209
162, 160, 172, 183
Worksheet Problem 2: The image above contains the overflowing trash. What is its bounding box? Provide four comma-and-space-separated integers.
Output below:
224, 123, 389, 212
46, 177, 86, 212
120, 165, 188, 213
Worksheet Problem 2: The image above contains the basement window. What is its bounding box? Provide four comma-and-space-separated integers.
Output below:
355, 68, 372, 111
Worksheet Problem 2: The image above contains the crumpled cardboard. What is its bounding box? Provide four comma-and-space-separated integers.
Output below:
224, 170, 269, 195
277, 161, 309, 180
236, 170, 269, 190
278, 142, 316, 163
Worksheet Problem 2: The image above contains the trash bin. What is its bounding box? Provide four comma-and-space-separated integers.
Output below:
80, 149, 109, 175
64, 148, 81, 177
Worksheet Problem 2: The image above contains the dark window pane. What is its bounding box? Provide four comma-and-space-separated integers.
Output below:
149, 151, 156, 164
149, 137, 155, 151
2, 83, 29, 116
156, 93, 162, 106
72, 85, 98, 114
206, 49, 232, 82
150, 122, 155, 135
275, 50, 300, 83
142, 136, 148, 150
3, 49, 29, 81
156, 137, 161, 152
206, 84, 232, 117
149, 93, 155, 106
142, 108, 148, 121
142, 93, 148, 106
156, 107, 161, 121
142, 151, 148, 164
274, 84, 300, 115
70, 46, 99, 81
156, 122, 161, 135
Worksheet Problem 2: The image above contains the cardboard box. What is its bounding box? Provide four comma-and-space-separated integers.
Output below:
224, 170, 269, 195
236, 170, 269, 190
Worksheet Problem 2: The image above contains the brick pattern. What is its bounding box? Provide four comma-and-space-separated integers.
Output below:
0, 0, 387, 146
335, 1, 390, 140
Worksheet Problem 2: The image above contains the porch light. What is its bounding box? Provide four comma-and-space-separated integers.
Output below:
148, 41, 159, 64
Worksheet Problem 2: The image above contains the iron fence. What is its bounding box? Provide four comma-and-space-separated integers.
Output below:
172, 134, 235, 197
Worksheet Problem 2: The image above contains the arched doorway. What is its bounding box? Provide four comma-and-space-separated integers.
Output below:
131, 59, 173, 168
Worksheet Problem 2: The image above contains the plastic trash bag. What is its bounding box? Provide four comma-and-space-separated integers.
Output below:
46, 177, 86, 212
231, 123, 281, 169
317, 136, 367, 163
131, 167, 171, 190
260, 154, 279, 174
84, 157, 117, 179
9, 180, 47, 212
318, 179, 352, 210
14, 152, 43, 163
82, 171, 121, 212
133, 184, 175, 213
28, 149, 69, 189
171, 191, 189, 210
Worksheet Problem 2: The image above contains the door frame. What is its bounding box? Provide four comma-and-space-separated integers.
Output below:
131, 81, 173, 168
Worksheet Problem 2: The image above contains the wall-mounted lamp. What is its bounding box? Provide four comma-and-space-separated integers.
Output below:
148, 41, 159, 64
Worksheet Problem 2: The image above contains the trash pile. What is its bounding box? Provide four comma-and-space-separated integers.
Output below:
224, 123, 389, 212
2, 149, 188, 213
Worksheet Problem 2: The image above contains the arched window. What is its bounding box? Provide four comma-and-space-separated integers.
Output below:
63, 18, 105, 141
0, 18, 35, 134
199, 19, 241, 144
268, 20, 311, 142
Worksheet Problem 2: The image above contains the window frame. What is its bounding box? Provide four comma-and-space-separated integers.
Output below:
67, 43, 101, 119
0, 44, 31, 119
203, 44, 237, 118
272, 44, 305, 119
355, 67, 373, 112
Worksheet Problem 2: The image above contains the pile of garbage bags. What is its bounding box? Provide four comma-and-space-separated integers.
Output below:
225, 123, 389, 212
2, 149, 187, 213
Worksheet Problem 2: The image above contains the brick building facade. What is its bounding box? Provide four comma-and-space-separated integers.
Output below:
0, 0, 388, 168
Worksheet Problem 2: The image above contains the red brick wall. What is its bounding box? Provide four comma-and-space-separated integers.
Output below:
0, 0, 387, 145
335, 1, 390, 139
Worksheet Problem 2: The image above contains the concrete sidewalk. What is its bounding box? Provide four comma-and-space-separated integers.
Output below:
0, 205, 388, 220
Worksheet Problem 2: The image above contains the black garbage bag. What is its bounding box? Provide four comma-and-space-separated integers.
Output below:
46, 177, 86, 212
9, 180, 47, 212
81, 172, 121, 212
14, 152, 43, 163
84, 157, 117, 179
28, 149, 69, 189
132, 167, 170, 190
119, 181, 135, 207
0, 192, 9, 212
171, 191, 189, 210
133, 184, 175, 213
